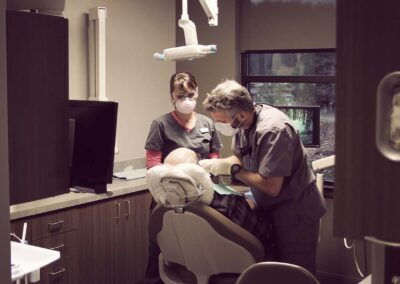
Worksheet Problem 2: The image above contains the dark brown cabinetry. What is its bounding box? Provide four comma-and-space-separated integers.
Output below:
335, 0, 400, 242
6, 11, 69, 205
11, 208, 79, 284
79, 191, 153, 284
11, 190, 153, 284
30, 209, 79, 284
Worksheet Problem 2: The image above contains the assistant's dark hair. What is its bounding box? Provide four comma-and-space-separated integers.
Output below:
169, 72, 197, 94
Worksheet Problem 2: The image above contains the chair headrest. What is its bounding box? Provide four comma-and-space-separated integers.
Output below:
147, 163, 214, 208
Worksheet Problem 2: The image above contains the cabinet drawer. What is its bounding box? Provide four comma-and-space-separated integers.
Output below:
40, 255, 77, 284
32, 230, 78, 259
31, 209, 79, 240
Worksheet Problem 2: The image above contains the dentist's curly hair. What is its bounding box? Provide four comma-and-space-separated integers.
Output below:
203, 80, 255, 117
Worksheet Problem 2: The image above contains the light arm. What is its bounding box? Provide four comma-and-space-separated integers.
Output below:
153, 0, 218, 61
179, 0, 198, 45
311, 155, 335, 171
199, 0, 219, 26
311, 155, 335, 195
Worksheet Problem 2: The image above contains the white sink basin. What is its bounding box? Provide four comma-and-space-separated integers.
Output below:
11, 241, 60, 282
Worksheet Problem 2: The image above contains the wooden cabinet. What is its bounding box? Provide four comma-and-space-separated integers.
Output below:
6, 11, 69, 205
116, 192, 153, 284
11, 190, 153, 284
78, 196, 115, 284
30, 209, 79, 284
11, 208, 79, 284
78, 190, 153, 284
335, 0, 400, 242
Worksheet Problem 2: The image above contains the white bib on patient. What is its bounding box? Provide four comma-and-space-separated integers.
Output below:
147, 163, 214, 207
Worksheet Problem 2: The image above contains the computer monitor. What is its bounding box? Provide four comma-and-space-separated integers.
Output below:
69, 100, 118, 193
275, 105, 320, 148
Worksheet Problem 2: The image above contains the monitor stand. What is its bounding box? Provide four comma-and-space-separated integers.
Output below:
70, 183, 110, 195
70, 186, 96, 194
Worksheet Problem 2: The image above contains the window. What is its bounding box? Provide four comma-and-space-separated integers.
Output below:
241, 49, 335, 182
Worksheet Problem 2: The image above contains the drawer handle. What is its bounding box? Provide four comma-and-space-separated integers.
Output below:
124, 200, 131, 217
48, 220, 64, 232
49, 244, 65, 251
115, 202, 121, 220
49, 268, 66, 281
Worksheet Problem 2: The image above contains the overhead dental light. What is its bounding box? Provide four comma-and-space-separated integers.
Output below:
153, 0, 218, 61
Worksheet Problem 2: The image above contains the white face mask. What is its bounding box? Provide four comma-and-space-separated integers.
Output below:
215, 122, 239, 136
175, 98, 197, 114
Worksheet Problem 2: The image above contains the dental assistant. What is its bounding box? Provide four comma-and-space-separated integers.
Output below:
145, 72, 222, 169
143, 72, 223, 284
199, 80, 326, 275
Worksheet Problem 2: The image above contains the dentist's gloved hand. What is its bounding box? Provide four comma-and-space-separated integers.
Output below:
198, 158, 238, 176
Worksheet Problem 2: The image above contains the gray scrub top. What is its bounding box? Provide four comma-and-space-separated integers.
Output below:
232, 104, 326, 225
145, 112, 223, 162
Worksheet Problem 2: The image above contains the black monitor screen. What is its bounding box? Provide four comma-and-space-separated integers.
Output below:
275, 105, 320, 148
69, 100, 118, 193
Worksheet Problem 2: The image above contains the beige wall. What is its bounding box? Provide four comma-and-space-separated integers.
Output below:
64, 0, 176, 162
0, 0, 11, 282
176, 0, 240, 157
62, 0, 335, 161
240, 1, 336, 51
176, 0, 336, 156
176, 0, 335, 157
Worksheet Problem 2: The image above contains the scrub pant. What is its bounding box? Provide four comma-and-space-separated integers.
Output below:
141, 199, 163, 284
141, 240, 163, 284
273, 218, 320, 275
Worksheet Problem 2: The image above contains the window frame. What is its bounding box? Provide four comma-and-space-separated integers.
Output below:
241, 48, 336, 190
241, 48, 336, 86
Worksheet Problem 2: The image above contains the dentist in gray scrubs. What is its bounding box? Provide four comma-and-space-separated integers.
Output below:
199, 80, 326, 275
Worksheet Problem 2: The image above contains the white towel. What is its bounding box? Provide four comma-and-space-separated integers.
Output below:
147, 163, 214, 207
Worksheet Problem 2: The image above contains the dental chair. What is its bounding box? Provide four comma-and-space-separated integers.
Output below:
147, 163, 265, 284
235, 262, 319, 284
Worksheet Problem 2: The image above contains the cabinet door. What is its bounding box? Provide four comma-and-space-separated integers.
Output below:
114, 191, 153, 284
78, 199, 117, 284
7, 11, 69, 205
335, 0, 400, 242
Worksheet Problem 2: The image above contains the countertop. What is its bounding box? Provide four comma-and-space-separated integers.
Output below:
10, 177, 334, 220
10, 178, 148, 220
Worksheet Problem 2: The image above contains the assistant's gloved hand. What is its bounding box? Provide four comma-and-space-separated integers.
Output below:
198, 158, 238, 176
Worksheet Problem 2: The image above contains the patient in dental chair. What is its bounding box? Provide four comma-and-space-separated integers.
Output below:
147, 147, 273, 247
142, 148, 273, 284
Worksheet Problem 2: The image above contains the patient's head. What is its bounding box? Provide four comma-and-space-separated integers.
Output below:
164, 148, 198, 165
147, 147, 214, 207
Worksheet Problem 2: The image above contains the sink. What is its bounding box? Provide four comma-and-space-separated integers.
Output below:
11, 241, 60, 282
